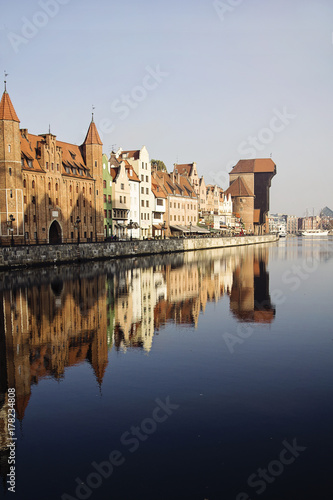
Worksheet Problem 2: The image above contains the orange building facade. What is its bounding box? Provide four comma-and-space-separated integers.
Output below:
0, 88, 104, 246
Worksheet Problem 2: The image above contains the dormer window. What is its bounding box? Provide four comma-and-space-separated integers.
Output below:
72, 167, 77, 175
28, 160, 33, 168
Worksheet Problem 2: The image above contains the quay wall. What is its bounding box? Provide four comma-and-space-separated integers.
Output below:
0, 234, 278, 270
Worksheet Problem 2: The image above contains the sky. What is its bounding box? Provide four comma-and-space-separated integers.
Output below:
1, 0, 332, 216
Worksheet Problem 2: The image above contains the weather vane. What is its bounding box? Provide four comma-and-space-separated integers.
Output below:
4, 70, 8, 91
92, 104, 95, 121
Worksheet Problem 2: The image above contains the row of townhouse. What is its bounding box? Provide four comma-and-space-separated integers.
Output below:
0, 85, 274, 245
102, 150, 234, 239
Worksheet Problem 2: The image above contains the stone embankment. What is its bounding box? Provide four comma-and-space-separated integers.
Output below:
0, 234, 278, 270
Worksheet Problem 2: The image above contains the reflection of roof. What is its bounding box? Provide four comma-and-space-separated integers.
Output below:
230, 158, 276, 174
225, 176, 254, 197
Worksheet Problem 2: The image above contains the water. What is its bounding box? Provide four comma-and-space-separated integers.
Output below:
0, 237, 332, 500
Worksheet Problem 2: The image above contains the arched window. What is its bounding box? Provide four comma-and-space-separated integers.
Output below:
55, 183, 58, 191
103, 180, 106, 188
76, 185, 78, 193
32, 180, 35, 189
23, 179, 26, 188
48, 182, 51, 190
70, 185, 72, 193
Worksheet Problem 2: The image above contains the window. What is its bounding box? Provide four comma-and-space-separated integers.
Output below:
146, 188, 149, 194
146, 201, 149, 207
71, 232, 74, 239
24, 196, 27, 204
69, 185, 72, 193
104, 210, 107, 218
76, 185, 78, 193
46, 162, 48, 169
108, 195, 111, 203
95, 161, 97, 167
108, 210, 111, 218
9, 168, 12, 176
10, 190, 13, 198
70, 199, 72, 207
28, 160, 33, 168
141, 200, 144, 207
141, 175, 144, 182
51, 163, 54, 170
124, 196, 126, 203
141, 213, 143, 220
146, 176, 148, 182
147, 214, 149, 220
141, 187, 144, 194
178, 215, 180, 221
121, 183, 124, 190
49, 197, 52, 205
178, 203, 180, 209
55, 183, 58, 191
57, 163, 59, 171
24, 215, 28, 223
56, 198, 58, 205
8, 145, 11, 152
48, 182, 51, 190
21, 158, 25, 167
103, 180, 106, 188
119, 196, 122, 203
157, 199, 163, 206
103, 194, 107, 202
76, 200, 79, 207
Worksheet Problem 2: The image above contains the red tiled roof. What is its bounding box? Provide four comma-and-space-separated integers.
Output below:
83, 120, 102, 145
0, 91, 19, 122
174, 163, 193, 176
225, 176, 254, 197
119, 150, 140, 160
125, 165, 140, 182
230, 159, 276, 174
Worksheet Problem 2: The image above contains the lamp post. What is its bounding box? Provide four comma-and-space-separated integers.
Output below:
162, 221, 166, 239
74, 216, 81, 244
189, 221, 192, 238
7, 214, 15, 247
129, 219, 133, 240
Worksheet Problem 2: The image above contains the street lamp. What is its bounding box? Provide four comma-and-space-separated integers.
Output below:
162, 221, 166, 239
74, 216, 81, 244
7, 214, 15, 246
189, 221, 192, 238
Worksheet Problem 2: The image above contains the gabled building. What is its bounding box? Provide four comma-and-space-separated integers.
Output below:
153, 170, 198, 236
116, 146, 153, 239
0, 86, 104, 245
109, 160, 131, 238
102, 153, 113, 238
151, 173, 167, 238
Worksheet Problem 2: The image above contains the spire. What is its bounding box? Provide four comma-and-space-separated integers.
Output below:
0, 89, 20, 122
83, 117, 102, 145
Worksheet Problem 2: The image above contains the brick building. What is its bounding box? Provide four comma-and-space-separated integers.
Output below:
0, 87, 104, 245
227, 158, 276, 234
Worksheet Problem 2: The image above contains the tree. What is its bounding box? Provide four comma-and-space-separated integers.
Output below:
151, 159, 167, 172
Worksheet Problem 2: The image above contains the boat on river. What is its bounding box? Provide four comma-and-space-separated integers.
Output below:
302, 229, 328, 236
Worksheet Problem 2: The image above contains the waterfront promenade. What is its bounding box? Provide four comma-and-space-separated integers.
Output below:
0, 234, 277, 270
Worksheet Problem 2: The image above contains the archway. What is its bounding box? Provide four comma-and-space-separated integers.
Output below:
49, 220, 62, 244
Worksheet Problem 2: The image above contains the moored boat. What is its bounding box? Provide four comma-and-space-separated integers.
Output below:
302, 229, 328, 236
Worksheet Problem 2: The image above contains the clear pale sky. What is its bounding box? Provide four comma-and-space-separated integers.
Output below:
1, 0, 332, 216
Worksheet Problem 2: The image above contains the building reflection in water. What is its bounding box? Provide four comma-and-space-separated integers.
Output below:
0, 244, 275, 466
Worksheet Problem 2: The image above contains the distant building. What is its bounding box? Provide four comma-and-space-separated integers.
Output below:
286, 215, 298, 234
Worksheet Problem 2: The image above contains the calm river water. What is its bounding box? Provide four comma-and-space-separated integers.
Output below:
0, 236, 332, 500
